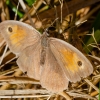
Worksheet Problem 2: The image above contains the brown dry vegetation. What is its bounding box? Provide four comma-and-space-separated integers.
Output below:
0, 0, 100, 100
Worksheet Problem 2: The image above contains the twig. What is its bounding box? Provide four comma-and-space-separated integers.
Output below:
38, 0, 100, 21
76, 4, 100, 25
59, 91, 72, 100
0, 76, 40, 84
0, 44, 8, 65
20, 0, 43, 22
84, 79, 99, 93
0, 95, 50, 98
0, 89, 51, 95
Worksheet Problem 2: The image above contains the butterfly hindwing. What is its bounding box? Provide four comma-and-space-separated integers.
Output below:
40, 47, 69, 93
17, 41, 42, 80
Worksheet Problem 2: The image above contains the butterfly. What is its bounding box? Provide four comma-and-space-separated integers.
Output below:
0, 20, 93, 93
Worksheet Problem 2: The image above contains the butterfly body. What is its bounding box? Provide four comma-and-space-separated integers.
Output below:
40, 33, 48, 65
0, 20, 93, 93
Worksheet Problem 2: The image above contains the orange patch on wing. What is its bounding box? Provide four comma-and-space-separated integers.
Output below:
60, 49, 79, 72
9, 25, 27, 45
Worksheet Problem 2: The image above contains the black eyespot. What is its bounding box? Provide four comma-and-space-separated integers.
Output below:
77, 61, 82, 66
8, 27, 13, 32
24, 72, 27, 74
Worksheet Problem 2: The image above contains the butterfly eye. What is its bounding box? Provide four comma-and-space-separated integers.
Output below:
8, 27, 13, 32
77, 61, 82, 67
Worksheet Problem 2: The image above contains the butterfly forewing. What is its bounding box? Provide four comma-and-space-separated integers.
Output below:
49, 38, 93, 82
0, 20, 41, 55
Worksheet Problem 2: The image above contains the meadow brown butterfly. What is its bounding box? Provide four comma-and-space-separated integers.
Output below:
0, 20, 93, 93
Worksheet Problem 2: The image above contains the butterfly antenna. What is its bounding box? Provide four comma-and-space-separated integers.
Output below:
32, 5, 44, 29
46, 17, 59, 31
33, 1, 59, 32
